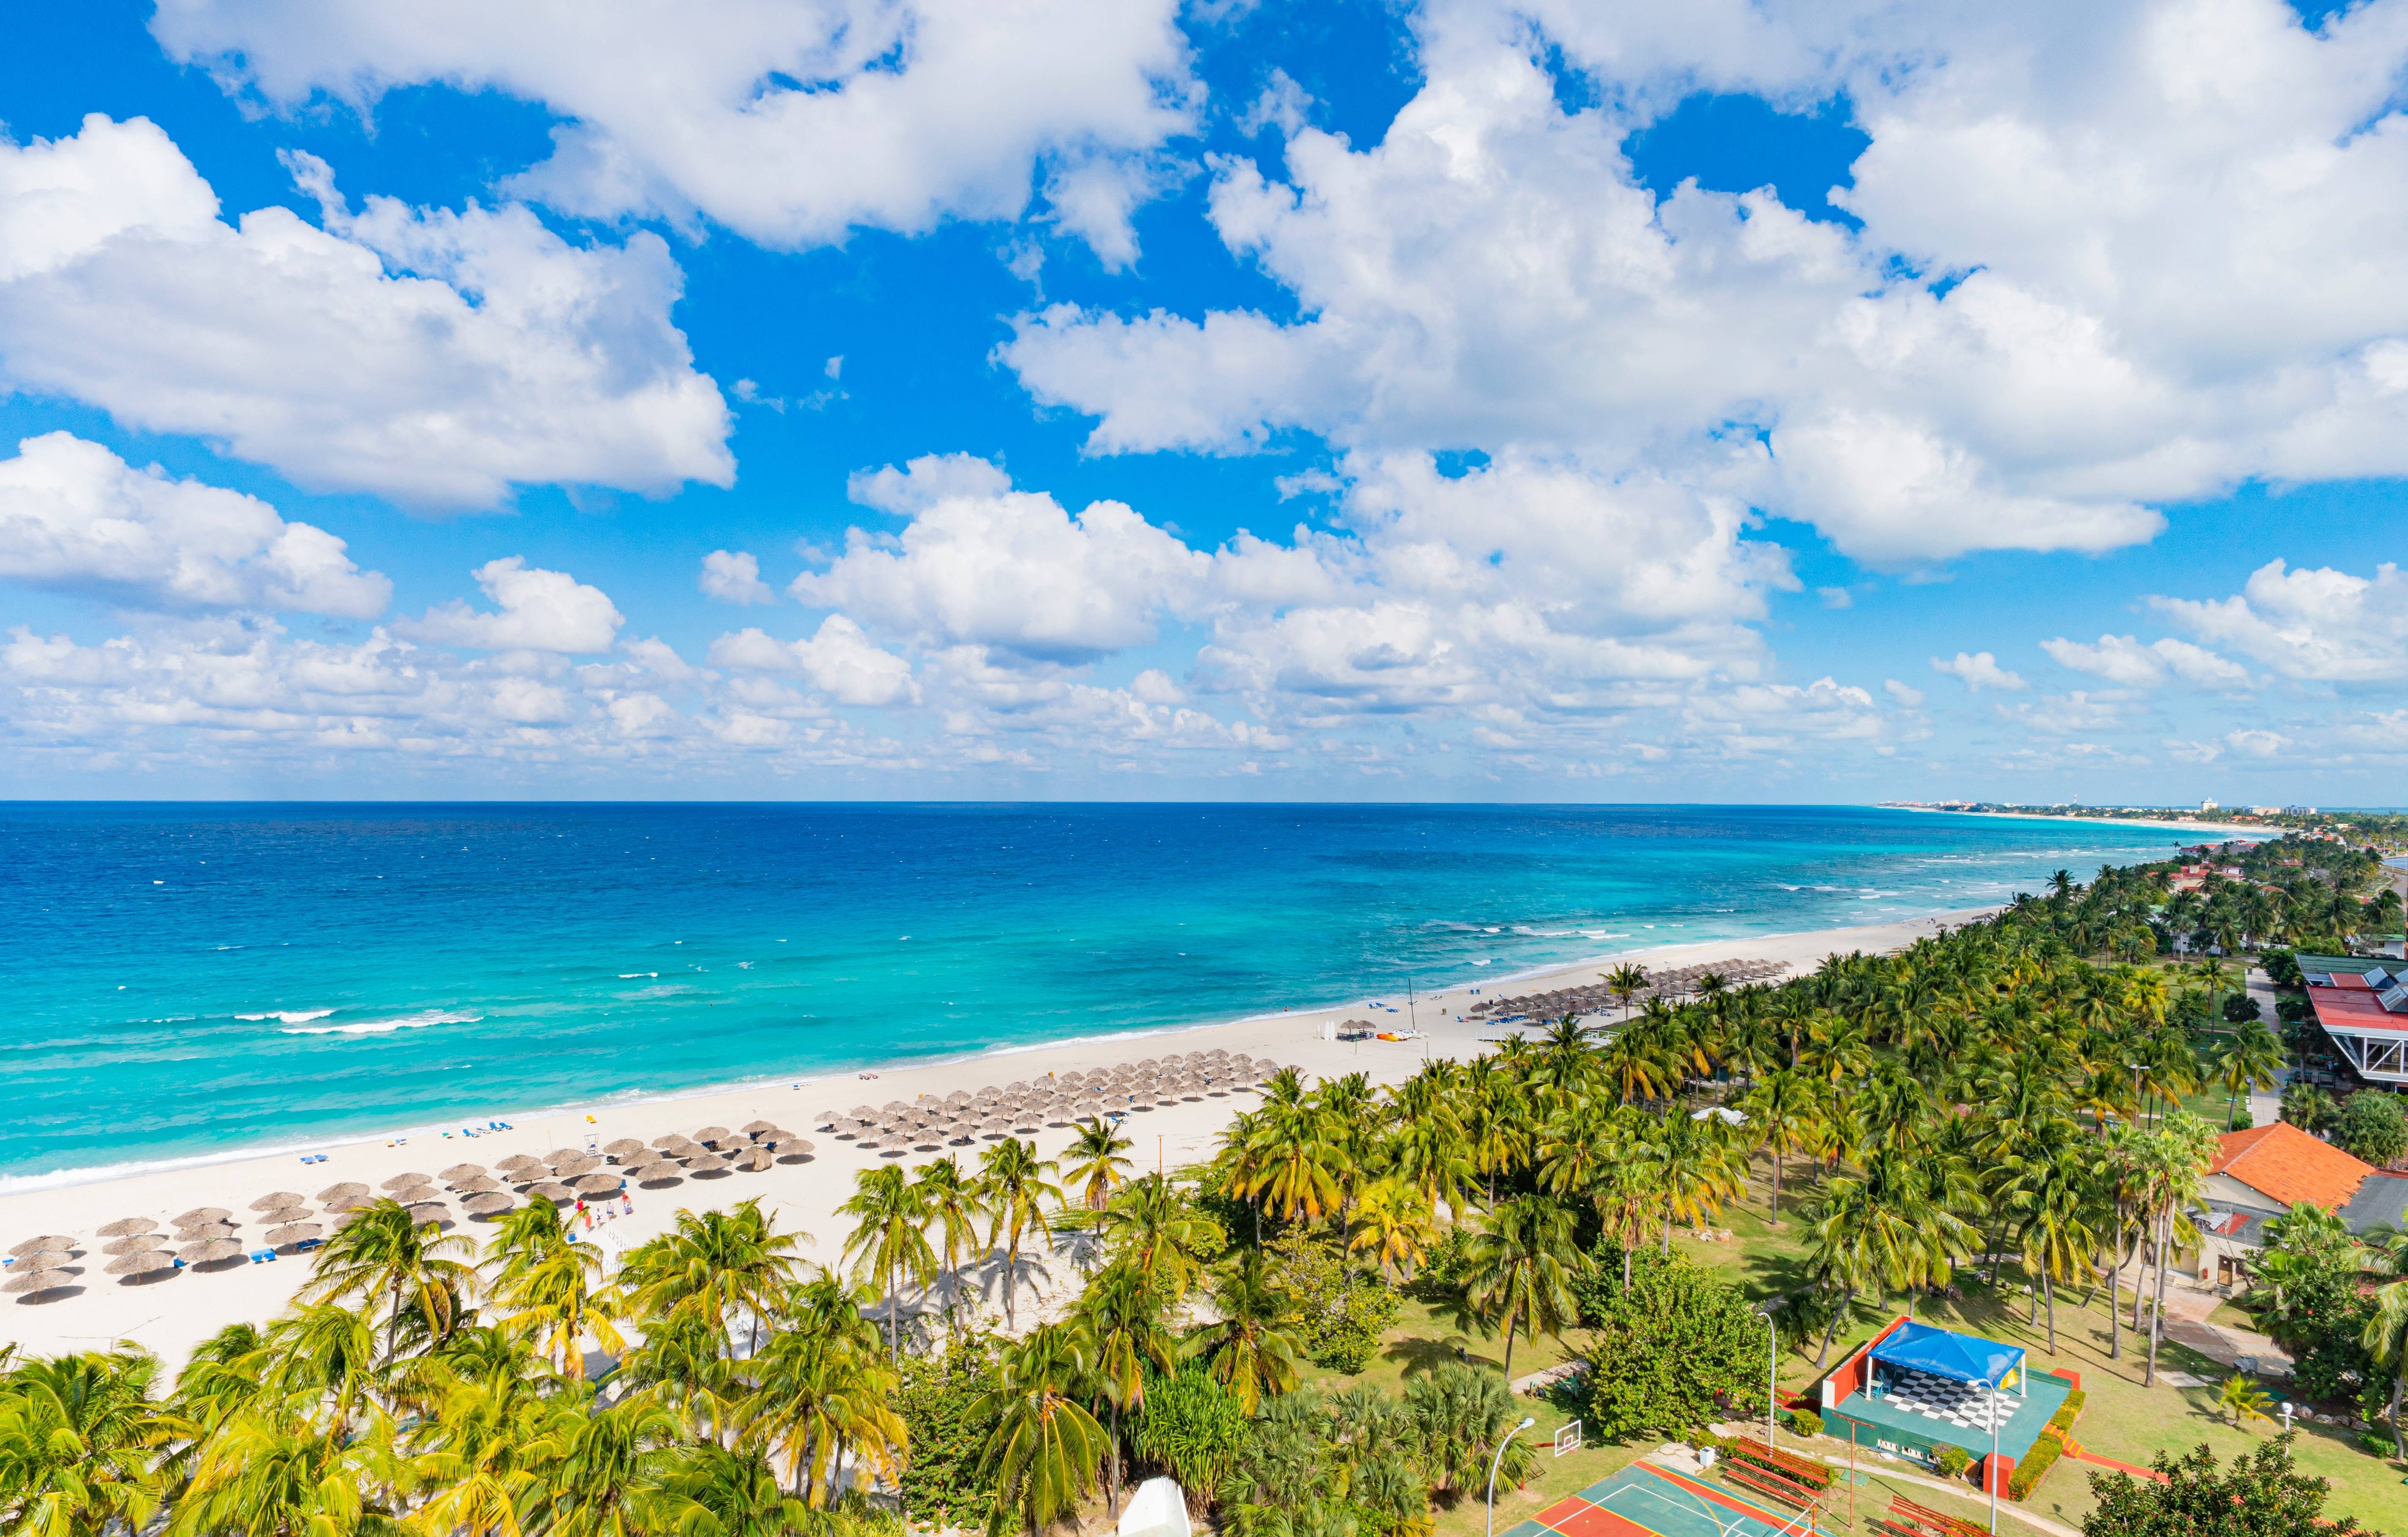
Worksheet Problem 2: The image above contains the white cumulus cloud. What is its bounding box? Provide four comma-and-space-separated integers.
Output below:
0, 115, 731, 509
708, 616, 919, 705
398, 557, 625, 653
2040, 632, 2250, 689
699, 549, 775, 605
1932, 651, 2027, 691
2153, 559, 2408, 681
0, 431, 389, 617
151, 0, 1197, 260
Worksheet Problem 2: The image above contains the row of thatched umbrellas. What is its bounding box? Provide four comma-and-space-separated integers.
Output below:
1466, 958, 1790, 1018
808, 1049, 1289, 1154
572, 1121, 815, 1183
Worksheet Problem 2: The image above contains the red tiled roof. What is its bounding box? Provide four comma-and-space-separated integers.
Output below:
2312, 987, 2408, 1032
2211, 1122, 2376, 1211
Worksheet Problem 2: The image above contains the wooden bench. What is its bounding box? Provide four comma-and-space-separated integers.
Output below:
1722, 1459, 1818, 1509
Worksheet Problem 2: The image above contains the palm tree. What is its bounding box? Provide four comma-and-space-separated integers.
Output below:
1094, 1172, 1213, 1304
655, 1444, 812, 1537
1063, 1118, 1135, 1212
620, 1199, 804, 1356
978, 1137, 1064, 1333
910, 1155, 989, 1336
299, 1197, 480, 1360
1604, 963, 1649, 1018
977, 1324, 1110, 1537
1347, 1176, 1439, 1283
837, 1164, 937, 1363
403, 1331, 565, 1537
2002, 1120, 2101, 1352
1459, 1194, 1580, 1379
1073, 1260, 1177, 1518
2362, 1229, 2408, 1458
486, 1199, 624, 1379
2209, 1021, 2284, 1130
1253, 1070, 1343, 1223
1650, 1109, 1744, 1254
0, 1349, 165, 1537
1183, 1249, 1305, 1412
743, 1295, 904, 1506
532, 1394, 682, 1537
1738, 1069, 1817, 1225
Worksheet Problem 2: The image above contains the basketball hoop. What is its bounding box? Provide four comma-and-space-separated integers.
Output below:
1555, 1420, 1584, 1457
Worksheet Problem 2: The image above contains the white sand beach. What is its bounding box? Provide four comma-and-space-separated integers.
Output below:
0, 907, 1994, 1367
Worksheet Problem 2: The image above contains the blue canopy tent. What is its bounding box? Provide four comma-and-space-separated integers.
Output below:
1868, 1321, 2025, 1396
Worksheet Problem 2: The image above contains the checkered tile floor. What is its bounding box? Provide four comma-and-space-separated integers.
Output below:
1881, 1374, 2012, 1431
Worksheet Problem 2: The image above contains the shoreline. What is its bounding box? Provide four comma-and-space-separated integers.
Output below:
2, 900, 2022, 1197
1884, 805, 2276, 840
0, 905, 1997, 1367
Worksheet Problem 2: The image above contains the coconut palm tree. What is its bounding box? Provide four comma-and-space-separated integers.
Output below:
1072, 1259, 1177, 1517
299, 1197, 481, 1361
1347, 1176, 1439, 1284
486, 1200, 624, 1379
2361, 1229, 2408, 1458
1458, 1194, 1580, 1380
1604, 963, 1650, 1018
1738, 1069, 1818, 1225
2002, 1119, 2102, 1352
1093, 1172, 1213, 1305
402, 1331, 567, 1537
1252, 1071, 1344, 1224
2209, 1021, 2285, 1130
531, 1393, 682, 1537
909, 1155, 988, 1336
742, 1298, 903, 1506
977, 1324, 1109, 1537
837, 1164, 936, 1363
655, 1443, 812, 1537
978, 1137, 1064, 1334
1183, 1250, 1304, 1413
620, 1199, 804, 1359
1650, 1108, 1745, 1254
1062, 1118, 1135, 1212
0, 1348, 165, 1537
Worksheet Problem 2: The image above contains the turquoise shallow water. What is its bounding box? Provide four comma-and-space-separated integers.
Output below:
1, 803, 2194, 1184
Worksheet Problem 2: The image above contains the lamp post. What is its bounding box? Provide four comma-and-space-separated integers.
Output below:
1487, 1416, 1538, 1537
1756, 1306, 1777, 1449
1977, 1376, 1999, 1534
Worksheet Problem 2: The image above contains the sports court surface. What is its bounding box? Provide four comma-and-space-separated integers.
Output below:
1499, 1462, 1830, 1537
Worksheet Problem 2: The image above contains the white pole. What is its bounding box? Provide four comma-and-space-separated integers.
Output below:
1981, 1376, 1998, 1533
1758, 1307, 1778, 1449
1488, 1416, 1538, 1537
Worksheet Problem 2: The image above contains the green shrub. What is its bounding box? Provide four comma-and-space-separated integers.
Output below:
1935, 1445, 1972, 1477
2359, 1431, 2394, 1460
1787, 1408, 1822, 1438
1577, 1253, 1766, 1442
1134, 1369, 1252, 1496
1266, 1227, 1400, 1374
2007, 1433, 2063, 1500
1412, 1227, 1474, 1296
2338, 1091, 2408, 1166
896, 1339, 1002, 1529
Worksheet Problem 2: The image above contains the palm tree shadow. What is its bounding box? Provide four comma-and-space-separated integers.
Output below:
1384, 1331, 1494, 1378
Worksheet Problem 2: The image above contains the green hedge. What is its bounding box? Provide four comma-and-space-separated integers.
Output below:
2007, 1432, 2065, 1500
1787, 1408, 1823, 1438
2046, 1387, 2087, 1438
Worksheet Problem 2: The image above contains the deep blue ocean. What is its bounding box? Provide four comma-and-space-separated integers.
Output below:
0, 803, 2197, 1184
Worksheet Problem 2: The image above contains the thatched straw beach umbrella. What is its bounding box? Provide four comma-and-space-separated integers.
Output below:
104, 1251, 173, 1277
15, 1249, 71, 1272
3, 1269, 73, 1294
267, 1222, 322, 1246
96, 1218, 155, 1239
741, 1120, 777, 1136
250, 1192, 305, 1212
405, 1203, 450, 1227
450, 1175, 500, 1194
180, 1238, 244, 1264
570, 1173, 622, 1195
256, 1206, 312, 1228
172, 1208, 230, 1227
604, 1138, 648, 1158
527, 1182, 576, 1204
378, 1174, 429, 1192
461, 1192, 513, 1218
103, 1235, 163, 1257
318, 1182, 368, 1203
439, 1164, 484, 1183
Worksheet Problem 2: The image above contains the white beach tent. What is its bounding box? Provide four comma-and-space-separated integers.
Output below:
1116, 1479, 1190, 1537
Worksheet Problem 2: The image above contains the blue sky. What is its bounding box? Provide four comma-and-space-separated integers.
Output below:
2, 0, 2405, 801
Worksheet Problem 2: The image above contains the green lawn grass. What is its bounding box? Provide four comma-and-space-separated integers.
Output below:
1294, 1165, 2408, 1537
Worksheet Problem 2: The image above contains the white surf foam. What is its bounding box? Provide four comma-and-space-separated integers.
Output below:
279, 1009, 481, 1036
237, 1008, 335, 1024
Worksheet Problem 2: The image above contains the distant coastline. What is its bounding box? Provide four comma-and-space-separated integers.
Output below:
1884, 804, 2274, 840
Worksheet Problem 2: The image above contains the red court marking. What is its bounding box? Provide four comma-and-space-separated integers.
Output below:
1551, 1502, 1670, 1537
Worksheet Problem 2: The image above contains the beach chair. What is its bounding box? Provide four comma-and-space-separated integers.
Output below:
249, 1249, 276, 1264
